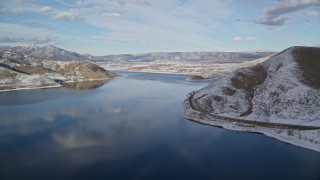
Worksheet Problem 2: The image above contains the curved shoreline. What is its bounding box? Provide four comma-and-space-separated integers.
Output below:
183, 93, 320, 152
184, 113, 320, 152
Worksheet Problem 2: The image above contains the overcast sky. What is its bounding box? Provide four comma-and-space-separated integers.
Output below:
0, 0, 319, 55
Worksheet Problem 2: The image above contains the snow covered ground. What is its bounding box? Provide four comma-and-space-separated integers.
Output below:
98, 55, 273, 78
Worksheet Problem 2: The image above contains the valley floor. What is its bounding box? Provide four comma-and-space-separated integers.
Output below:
98, 55, 271, 79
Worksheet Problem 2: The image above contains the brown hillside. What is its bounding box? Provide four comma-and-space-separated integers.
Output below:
293, 47, 320, 89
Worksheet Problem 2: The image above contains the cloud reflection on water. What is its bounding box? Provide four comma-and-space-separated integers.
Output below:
0, 72, 319, 179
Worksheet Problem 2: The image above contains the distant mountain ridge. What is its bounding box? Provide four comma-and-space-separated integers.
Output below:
0, 45, 87, 61
0, 45, 275, 63
96, 51, 275, 63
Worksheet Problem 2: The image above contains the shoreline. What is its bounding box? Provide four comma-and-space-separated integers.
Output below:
0, 77, 116, 93
0, 85, 62, 93
110, 69, 216, 81
183, 93, 320, 152
63, 77, 117, 83
102, 68, 199, 76
185, 114, 320, 152
0, 70, 196, 93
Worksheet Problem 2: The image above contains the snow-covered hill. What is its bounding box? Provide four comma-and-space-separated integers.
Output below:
183, 46, 320, 151
0, 66, 59, 91
0, 50, 117, 92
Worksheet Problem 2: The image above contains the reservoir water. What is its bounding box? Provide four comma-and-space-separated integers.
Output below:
0, 71, 319, 180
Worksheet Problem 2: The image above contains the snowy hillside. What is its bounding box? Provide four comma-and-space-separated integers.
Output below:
0, 66, 60, 91
0, 50, 117, 92
183, 46, 320, 151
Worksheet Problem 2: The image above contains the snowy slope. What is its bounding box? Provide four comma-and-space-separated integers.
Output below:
183, 46, 320, 151
41, 60, 118, 82
0, 66, 60, 91
0, 50, 117, 92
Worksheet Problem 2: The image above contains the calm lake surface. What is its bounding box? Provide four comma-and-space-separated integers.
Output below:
0, 71, 319, 180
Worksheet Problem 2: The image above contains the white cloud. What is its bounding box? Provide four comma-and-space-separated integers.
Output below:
111, 0, 151, 6
53, 10, 84, 21
0, 6, 54, 15
233, 36, 257, 41
307, 11, 319, 17
102, 12, 122, 18
55, 0, 230, 52
39, 6, 54, 13
6, 0, 308, 53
